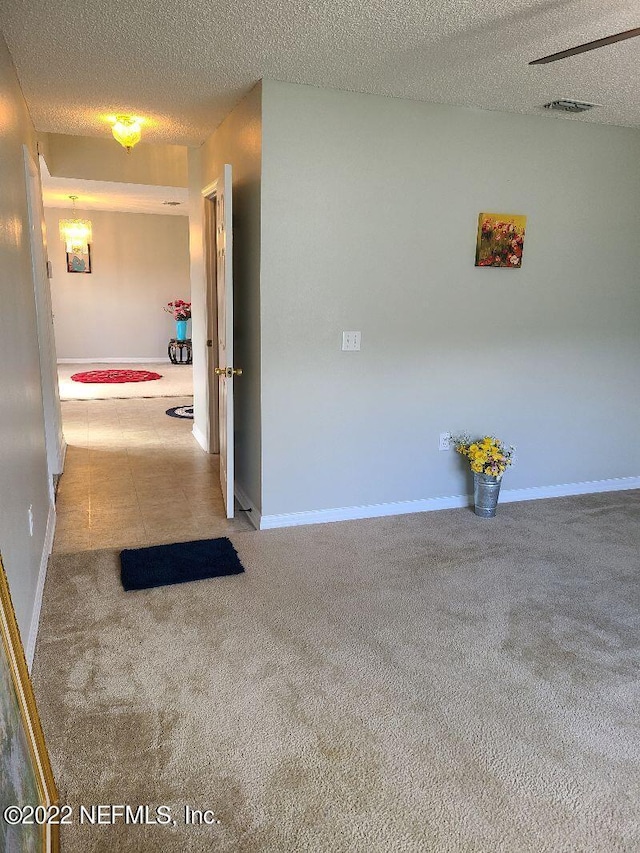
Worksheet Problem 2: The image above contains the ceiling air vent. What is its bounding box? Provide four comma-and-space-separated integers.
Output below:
543, 99, 597, 113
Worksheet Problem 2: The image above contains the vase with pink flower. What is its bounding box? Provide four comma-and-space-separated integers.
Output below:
164, 299, 192, 341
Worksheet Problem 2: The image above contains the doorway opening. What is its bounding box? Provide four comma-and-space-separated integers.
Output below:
33, 152, 246, 553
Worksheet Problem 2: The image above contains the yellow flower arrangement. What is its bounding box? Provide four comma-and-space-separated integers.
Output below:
454, 435, 515, 479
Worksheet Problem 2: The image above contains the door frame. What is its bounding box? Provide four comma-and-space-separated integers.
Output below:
201, 166, 235, 518
201, 181, 220, 455
23, 147, 65, 494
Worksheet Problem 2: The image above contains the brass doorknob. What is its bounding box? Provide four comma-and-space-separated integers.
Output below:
215, 367, 243, 377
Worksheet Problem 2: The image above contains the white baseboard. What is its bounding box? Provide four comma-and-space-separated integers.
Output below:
260, 494, 468, 529
259, 475, 640, 530
59, 438, 67, 470
499, 475, 640, 504
26, 500, 56, 671
192, 423, 208, 452
57, 357, 170, 364
56, 436, 67, 475
234, 482, 261, 531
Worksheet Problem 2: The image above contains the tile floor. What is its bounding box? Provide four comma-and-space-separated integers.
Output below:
53, 396, 253, 553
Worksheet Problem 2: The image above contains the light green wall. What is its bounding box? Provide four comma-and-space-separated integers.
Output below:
0, 34, 52, 637
45, 208, 190, 360
190, 82, 262, 514
259, 80, 640, 515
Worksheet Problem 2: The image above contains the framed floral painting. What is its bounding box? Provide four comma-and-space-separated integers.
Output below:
66, 244, 91, 273
475, 214, 526, 268
0, 554, 59, 852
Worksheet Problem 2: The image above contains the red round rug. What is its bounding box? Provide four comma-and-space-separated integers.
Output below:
71, 369, 163, 384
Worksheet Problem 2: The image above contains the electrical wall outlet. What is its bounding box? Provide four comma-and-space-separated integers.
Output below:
342, 331, 361, 351
28, 504, 34, 536
439, 432, 452, 451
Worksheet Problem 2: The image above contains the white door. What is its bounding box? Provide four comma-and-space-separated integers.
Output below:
213, 165, 236, 518
203, 196, 219, 455
23, 147, 65, 493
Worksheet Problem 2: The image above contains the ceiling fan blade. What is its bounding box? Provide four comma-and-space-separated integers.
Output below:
530, 26, 640, 64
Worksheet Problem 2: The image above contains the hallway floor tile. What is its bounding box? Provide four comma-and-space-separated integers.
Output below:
53, 397, 253, 553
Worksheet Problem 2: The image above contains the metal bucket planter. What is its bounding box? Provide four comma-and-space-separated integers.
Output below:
473, 473, 502, 518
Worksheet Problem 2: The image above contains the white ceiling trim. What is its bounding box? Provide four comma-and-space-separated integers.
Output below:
40, 158, 189, 215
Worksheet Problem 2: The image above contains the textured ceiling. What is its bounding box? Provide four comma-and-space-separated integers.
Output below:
1, 0, 639, 146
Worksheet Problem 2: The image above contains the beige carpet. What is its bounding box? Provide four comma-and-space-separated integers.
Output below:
32, 491, 640, 852
58, 362, 193, 400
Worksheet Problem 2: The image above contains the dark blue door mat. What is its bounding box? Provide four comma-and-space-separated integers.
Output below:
120, 537, 245, 591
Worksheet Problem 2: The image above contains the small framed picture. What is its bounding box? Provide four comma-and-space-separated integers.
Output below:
475, 214, 526, 268
66, 244, 91, 273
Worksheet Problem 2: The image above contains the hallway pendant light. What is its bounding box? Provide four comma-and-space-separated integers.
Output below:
59, 196, 92, 254
111, 115, 142, 152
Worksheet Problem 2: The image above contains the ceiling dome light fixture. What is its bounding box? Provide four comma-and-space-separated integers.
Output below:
59, 196, 92, 254
111, 114, 142, 152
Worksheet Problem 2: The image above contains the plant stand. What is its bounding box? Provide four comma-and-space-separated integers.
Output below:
168, 338, 192, 365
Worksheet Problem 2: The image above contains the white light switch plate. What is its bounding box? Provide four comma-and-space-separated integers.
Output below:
342, 331, 361, 351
